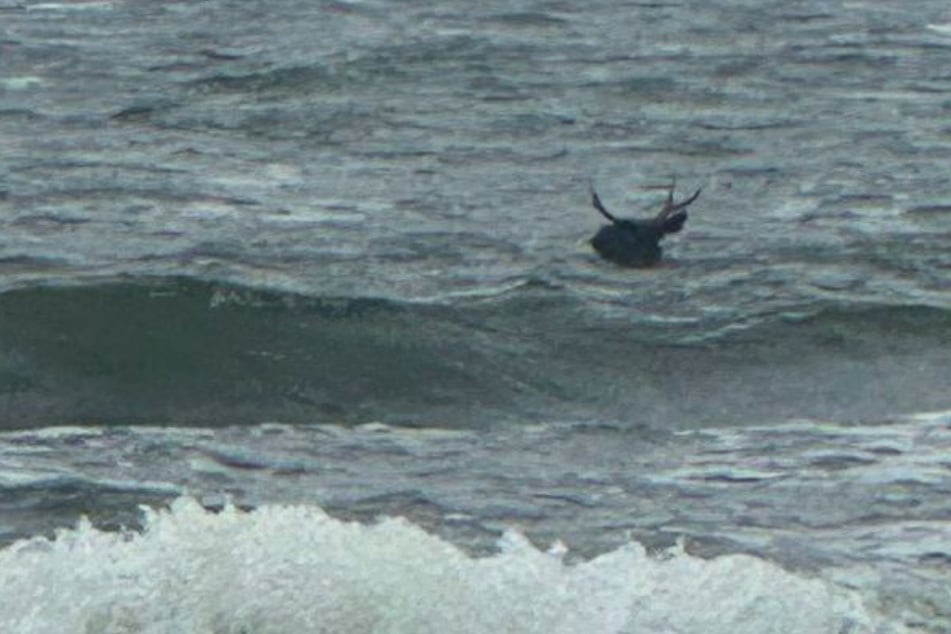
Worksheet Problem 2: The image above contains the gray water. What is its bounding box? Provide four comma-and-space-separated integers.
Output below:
0, 0, 949, 632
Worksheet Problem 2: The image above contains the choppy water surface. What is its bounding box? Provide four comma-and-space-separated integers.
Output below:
2, 0, 950, 302
0, 0, 950, 632
1, 0, 950, 426
1, 414, 949, 632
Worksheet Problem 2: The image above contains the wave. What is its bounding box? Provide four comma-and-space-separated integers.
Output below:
0, 497, 903, 634
0, 275, 949, 429
0, 275, 509, 428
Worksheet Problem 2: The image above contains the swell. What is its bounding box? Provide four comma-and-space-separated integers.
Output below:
0, 276, 528, 428
0, 275, 949, 429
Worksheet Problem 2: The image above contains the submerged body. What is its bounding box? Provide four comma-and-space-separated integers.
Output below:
589, 181, 700, 267
591, 219, 666, 267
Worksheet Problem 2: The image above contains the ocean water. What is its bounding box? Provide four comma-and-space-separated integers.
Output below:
1, 0, 950, 632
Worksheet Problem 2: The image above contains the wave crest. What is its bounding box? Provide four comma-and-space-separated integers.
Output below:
0, 497, 896, 634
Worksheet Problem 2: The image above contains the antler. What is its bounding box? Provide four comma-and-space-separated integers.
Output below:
590, 184, 618, 223
654, 177, 701, 222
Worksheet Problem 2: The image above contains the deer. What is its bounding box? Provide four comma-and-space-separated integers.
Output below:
589, 178, 701, 267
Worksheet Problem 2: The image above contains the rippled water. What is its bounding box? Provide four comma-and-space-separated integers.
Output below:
0, 0, 950, 632
3, 0, 950, 303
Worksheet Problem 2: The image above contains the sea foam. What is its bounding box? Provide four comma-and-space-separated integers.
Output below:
0, 497, 899, 634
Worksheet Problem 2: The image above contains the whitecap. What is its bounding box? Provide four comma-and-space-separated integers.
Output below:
0, 497, 901, 634
926, 23, 951, 36
26, 1, 113, 11
0, 77, 45, 90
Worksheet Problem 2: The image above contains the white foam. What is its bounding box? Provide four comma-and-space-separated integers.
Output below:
0, 497, 899, 634
26, 2, 114, 11
0, 77, 45, 90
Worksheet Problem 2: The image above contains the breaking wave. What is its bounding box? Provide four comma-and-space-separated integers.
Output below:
0, 497, 902, 634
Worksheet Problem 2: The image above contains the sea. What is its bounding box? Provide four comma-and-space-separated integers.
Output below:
0, 0, 949, 632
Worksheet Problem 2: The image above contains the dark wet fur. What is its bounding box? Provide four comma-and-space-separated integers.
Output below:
589, 181, 700, 268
